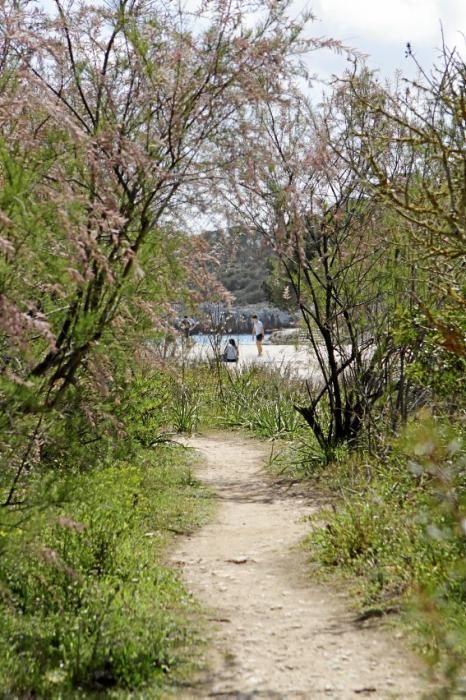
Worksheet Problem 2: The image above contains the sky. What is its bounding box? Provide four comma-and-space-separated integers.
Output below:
33, 0, 465, 234
300, 0, 466, 88
35, 0, 466, 85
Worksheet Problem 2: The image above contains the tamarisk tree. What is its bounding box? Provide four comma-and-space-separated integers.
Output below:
0, 0, 311, 500
224, 91, 412, 456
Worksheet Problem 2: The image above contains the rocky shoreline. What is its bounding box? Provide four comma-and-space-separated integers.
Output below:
265, 328, 306, 344
193, 303, 299, 335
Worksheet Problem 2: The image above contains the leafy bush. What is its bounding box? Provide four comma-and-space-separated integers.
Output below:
116, 371, 172, 446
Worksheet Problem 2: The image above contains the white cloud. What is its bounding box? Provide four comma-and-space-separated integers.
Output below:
295, 0, 466, 86
311, 0, 466, 47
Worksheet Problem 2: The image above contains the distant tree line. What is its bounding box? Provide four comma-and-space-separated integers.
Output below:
200, 226, 276, 305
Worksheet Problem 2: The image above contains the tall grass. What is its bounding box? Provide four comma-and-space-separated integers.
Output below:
178, 362, 311, 442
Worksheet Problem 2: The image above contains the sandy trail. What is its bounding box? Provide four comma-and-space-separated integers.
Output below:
172, 433, 429, 699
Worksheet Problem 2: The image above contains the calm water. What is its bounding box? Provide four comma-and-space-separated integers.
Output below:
193, 333, 269, 346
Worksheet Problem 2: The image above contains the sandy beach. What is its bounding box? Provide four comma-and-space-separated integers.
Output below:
187, 339, 321, 380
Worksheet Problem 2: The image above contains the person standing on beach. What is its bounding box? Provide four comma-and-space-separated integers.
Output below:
180, 315, 193, 340
251, 314, 265, 356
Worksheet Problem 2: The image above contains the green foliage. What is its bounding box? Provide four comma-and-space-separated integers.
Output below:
395, 305, 466, 407
178, 363, 308, 440
262, 256, 298, 310
169, 381, 201, 434
0, 446, 210, 698
117, 371, 173, 447
200, 227, 273, 305
221, 370, 305, 438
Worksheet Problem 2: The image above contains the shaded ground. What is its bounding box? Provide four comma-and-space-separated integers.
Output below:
171, 433, 430, 699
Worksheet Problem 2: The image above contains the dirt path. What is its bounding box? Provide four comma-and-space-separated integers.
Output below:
172, 433, 429, 699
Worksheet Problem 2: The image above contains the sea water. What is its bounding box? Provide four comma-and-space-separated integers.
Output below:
193, 333, 269, 346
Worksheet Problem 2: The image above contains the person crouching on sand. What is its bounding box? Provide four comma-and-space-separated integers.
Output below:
251, 314, 264, 356
223, 338, 239, 363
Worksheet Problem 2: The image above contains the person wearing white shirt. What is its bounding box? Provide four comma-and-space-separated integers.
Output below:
251, 314, 264, 356
223, 338, 239, 363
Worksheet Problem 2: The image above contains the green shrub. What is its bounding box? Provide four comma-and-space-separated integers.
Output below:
117, 372, 172, 446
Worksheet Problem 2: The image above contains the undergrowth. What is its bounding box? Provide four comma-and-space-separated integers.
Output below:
0, 444, 211, 699
301, 413, 466, 695
140, 358, 466, 694
174, 362, 310, 441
